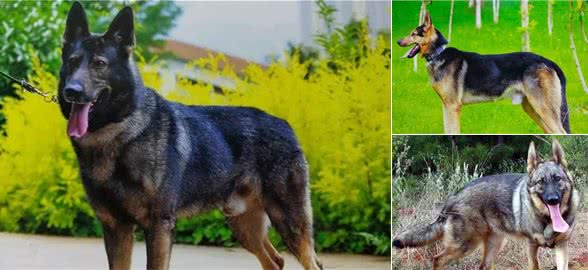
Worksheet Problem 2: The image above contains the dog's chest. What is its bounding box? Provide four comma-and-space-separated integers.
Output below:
77, 143, 165, 226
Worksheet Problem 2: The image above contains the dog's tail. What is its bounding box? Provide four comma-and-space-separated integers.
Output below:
392, 216, 445, 249
553, 64, 570, 133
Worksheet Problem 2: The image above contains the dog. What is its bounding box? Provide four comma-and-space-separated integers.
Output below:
393, 139, 579, 270
57, 2, 323, 270
397, 11, 570, 134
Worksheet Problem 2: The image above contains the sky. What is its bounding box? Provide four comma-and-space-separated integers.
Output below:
168, 1, 303, 64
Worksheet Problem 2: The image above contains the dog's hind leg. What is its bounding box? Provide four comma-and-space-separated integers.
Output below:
227, 205, 282, 270
264, 161, 322, 270
524, 94, 566, 134
522, 98, 549, 133
523, 67, 568, 134
264, 236, 285, 269
479, 234, 505, 270
555, 240, 569, 270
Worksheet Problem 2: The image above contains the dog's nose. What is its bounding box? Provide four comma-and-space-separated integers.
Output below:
397, 39, 402, 46
546, 195, 561, 205
63, 82, 84, 100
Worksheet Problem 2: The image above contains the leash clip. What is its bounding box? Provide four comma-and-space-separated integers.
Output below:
0, 71, 58, 103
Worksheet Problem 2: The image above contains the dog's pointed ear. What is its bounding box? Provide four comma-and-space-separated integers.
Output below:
63, 1, 90, 44
423, 11, 432, 31
552, 139, 567, 167
105, 6, 135, 50
527, 141, 541, 174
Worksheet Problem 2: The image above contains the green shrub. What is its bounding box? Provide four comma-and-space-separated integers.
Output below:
0, 38, 390, 254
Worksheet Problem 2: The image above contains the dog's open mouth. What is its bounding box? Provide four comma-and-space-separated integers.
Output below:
67, 95, 100, 139
402, 44, 421, 59
545, 203, 569, 233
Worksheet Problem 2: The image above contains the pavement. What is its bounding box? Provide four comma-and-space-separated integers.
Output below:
0, 233, 390, 270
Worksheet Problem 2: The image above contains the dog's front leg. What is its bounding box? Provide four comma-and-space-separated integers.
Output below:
145, 215, 175, 270
555, 240, 569, 270
442, 103, 461, 134
102, 221, 136, 270
526, 241, 539, 270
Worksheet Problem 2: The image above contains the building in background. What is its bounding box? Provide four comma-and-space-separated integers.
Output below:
300, 1, 391, 46
159, 0, 390, 93
150, 40, 264, 93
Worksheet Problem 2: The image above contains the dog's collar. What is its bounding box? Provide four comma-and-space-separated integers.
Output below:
425, 45, 446, 62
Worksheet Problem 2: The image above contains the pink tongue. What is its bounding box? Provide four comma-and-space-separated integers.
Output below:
547, 204, 569, 233
67, 103, 90, 138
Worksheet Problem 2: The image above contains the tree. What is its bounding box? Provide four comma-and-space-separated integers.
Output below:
493, 0, 500, 24
0, 1, 181, 97
448, 0, 455, 42
570, 1, 588, 94
521, 0, 531, 51
548, 0, 554, 35
476, 0, 482, 29
579, 0, 588, 44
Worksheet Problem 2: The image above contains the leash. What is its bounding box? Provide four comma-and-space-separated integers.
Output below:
0, 71, 58, 103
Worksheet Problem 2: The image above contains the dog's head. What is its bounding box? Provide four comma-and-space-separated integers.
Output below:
59, 1, 138, 139
527, 140, 573, 233
397, 11, 447, 59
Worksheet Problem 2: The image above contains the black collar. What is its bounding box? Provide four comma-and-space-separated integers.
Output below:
425, 45, 446, 62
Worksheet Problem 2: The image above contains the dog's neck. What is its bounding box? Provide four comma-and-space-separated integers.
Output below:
424, 45, 446, 62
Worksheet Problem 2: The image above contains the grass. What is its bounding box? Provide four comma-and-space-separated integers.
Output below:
392, 1, 588, 134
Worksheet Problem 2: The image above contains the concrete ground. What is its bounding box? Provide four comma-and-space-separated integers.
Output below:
0, 233, 390, 270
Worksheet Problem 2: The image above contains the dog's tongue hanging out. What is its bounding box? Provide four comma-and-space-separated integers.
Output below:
547, 204, 569, 233
67, 103, 90, 138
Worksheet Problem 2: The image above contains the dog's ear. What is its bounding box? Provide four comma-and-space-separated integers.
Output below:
423, 11, 432, 31
527, 141, 541, 174
63, 1, 90, 44
105, 6, 135, 50
552, 139, 567, 167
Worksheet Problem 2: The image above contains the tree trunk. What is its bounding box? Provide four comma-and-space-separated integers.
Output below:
570, 1, 588, 94
493, 0, 499, 24
548, 0, 553, 35
521, 0, 530, 51
448, 0, 455, 42
414, 1, 427, 72
580, 6, 588, 44
476, 0, 482, 29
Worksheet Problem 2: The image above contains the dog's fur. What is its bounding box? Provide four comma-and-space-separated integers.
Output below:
393, 140, 579, 270
58, 2, 322, 270
397, 12, 570, 134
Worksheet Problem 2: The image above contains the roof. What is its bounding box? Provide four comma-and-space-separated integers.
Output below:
151, 39, 263, 73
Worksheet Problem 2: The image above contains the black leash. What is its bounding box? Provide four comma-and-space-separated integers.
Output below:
0, 71, 57, 103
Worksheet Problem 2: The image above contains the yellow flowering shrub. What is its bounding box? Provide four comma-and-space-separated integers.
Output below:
0, 38, 390, 254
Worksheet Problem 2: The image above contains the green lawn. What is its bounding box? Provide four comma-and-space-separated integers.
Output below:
392, 1, 588, 134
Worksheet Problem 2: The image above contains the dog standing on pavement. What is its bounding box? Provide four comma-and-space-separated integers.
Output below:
58, 2, 323, 270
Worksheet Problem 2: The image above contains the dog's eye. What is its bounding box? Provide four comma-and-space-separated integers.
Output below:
68, 56, 81, 65
537, 178, 544, 184
94, 59, 107, 68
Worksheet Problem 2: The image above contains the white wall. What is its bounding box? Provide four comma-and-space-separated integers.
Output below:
300, 0, 391, 46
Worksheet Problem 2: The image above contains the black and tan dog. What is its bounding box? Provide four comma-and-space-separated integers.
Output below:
58, 2, 322, 270
397, 12, 570, 134
393, 139, 579, 270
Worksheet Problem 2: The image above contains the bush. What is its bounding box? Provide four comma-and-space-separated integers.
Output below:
0, 38, 390, 254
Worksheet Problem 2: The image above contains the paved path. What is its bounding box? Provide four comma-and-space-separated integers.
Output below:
0, 233, 390, 270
